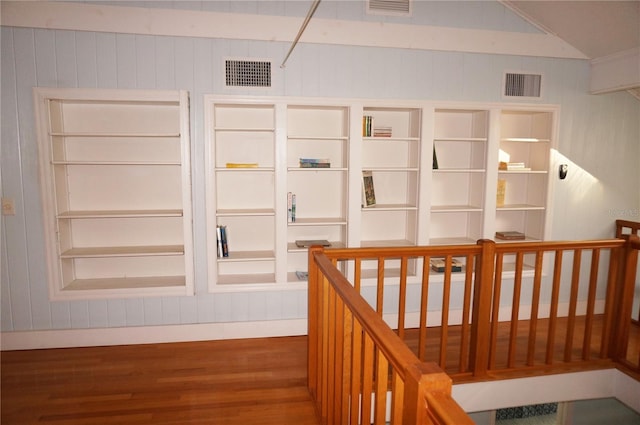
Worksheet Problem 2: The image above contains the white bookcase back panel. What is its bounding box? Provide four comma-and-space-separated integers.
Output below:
215, 172, 275, 210
500, 111, 552, 141
433, 140, 486, 170
287, 138, 347, 169
362, 139, 420, 169
72, 256, 185, 280
63, 165, 182, 211
363, 108, 421, 139
52, 136, 181, 163
287, 171, 347, 219
498, 140, 549, 171
287, 106, 349, 138
287, 224, 346, 247
52, 101, 181, 134
360, 210, 418, 245
495, 210, 545, 240
497, 173, 547, 207
433, 109, 488, 140
214, 104, 275, 130
216, 216, 275, 252
429, 211, 483, 242
365, 170, 418, 206
431, 172, 485, 208
65, 217, 184, 247
214, 132, 275, 168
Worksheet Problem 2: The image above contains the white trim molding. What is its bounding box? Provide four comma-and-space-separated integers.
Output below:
0, 319, 308, 351
590, 48, 640, 94
1, 1, 587, 59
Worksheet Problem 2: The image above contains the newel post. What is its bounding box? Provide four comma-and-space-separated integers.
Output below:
307, 245, 324, 399
469, 239, 496, 377
610, 234, 639, 361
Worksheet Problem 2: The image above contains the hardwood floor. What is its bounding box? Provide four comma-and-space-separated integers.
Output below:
1, 336, 320, 425
2, 321, 637, 424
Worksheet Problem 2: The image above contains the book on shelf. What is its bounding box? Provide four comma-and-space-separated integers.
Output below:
373, 126, 392, 137
432, 146, 439, 170
495, 231, 526, 240
216, 225, 229, 257
363, 115, 373, 137
295, 240, 331, 248
287, 192, 293, 223
291, 193, 296, 222
362, 170, 376, 207
499, 161, 531, 171
299, 158, 330, 168
496, 179, 506, 207
430, 258, 463, 273
226, 162, 258, 168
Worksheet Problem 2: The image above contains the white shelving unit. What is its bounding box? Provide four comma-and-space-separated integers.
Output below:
430, 109, 489, 245
286, 105, 349, 283
204, 96, 557, 291
34, 88, 193, 300
495, 109, 553, 242
206, 101, 277, 287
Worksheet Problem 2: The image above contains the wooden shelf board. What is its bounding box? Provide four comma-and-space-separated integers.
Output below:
287, 217, 347, 225
361, 204, 417, 211
58, 209, 183, 219
216, 208, 275, 216
429, 237, 477, 245
287, 136, 348, 141
216, 167, 275, 172
497, 204, 546, 211
498, 170, 548, 174
61, 245, 184, 258
434, 168, 486, 173
287, 167, 348, 171
287, 241, 345, 252
50, 132, 180, 138
434, 137, 487, 142
501, 138, 551, 143
63, 275, 186, 291
360, 239, 415, 248
431, 205, 483, 212
363, 137, 420, 142
214, 127, 274, 132
362, 167, 419, 172
216, 273, 276, 285
52, 160, 181, 165
217, 250, 275, 262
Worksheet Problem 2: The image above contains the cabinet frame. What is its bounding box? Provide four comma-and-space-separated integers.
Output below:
34, 88, 194, 300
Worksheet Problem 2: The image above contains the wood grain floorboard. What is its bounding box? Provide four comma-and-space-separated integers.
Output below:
1, 336, 320, 425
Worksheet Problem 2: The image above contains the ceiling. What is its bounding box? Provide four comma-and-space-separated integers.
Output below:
502, 0, 640, 60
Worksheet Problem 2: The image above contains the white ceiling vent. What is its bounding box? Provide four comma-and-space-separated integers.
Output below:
504, 72, 542, 98
367, 0, 411, 16
225, 59, 272, 88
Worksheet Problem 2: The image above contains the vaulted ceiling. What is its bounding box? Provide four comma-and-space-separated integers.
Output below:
502, 1, 640, 97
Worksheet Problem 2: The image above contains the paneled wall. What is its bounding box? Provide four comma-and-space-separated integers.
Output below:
1, 2, 639, 335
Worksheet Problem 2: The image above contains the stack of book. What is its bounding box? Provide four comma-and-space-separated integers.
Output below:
499, 161, 531, 171
216, 225, 229, 257
430, 258, 463, 273
373, 126, 392, 137
495, 231, 526, 240
299, 158, 330, 168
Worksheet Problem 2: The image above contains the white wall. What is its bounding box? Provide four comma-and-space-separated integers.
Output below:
1, 1, 639, 343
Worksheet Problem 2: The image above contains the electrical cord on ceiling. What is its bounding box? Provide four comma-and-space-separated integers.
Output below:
281, 0, 321, 68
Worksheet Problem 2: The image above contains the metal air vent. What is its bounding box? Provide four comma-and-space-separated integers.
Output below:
504, 72, 542, 98
225, 59, 272, 88
367, 0, 411, 16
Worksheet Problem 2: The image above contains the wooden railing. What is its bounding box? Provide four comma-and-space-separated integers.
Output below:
308, 235, 640, 424
616, 219, 640, 323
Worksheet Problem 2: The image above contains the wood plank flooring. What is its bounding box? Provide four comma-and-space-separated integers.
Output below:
2, 321, 637, 424
1, 336, 320, 425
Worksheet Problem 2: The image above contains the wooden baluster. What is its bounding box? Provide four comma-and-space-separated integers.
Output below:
374, 348, 389, 425
376, 257, 385, 315
440, 255, 452, 370
489, 252, 503, 369
582, 248, 600, 360
398, 256, 408, 340
418, 256, 430, 362
350, 320, 363, 425
508, 252, 524, 368
564, 249, 582, 362
459, 253, 474, 373
527, 251, 544, 366
470, 239, 495, 378
546, 250, 563, 364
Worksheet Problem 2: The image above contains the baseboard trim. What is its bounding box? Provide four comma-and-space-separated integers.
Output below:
0, 319, 308, 351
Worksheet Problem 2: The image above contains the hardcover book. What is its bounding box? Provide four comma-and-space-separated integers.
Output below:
295, 240, 331, 248
430, 258, 462, 273
362, 170, 376, 207
495, 231, 526, 240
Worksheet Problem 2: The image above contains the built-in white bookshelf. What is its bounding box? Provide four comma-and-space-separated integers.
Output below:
430, 109, 489, 245
203, 96, 557, 291
33, 88, 193, 300
495, 109, 553, 242
207, 101, 277, 287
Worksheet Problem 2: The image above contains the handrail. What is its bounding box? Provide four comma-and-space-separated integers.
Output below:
308, 233, 640, 423
308, 246, 473, 424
